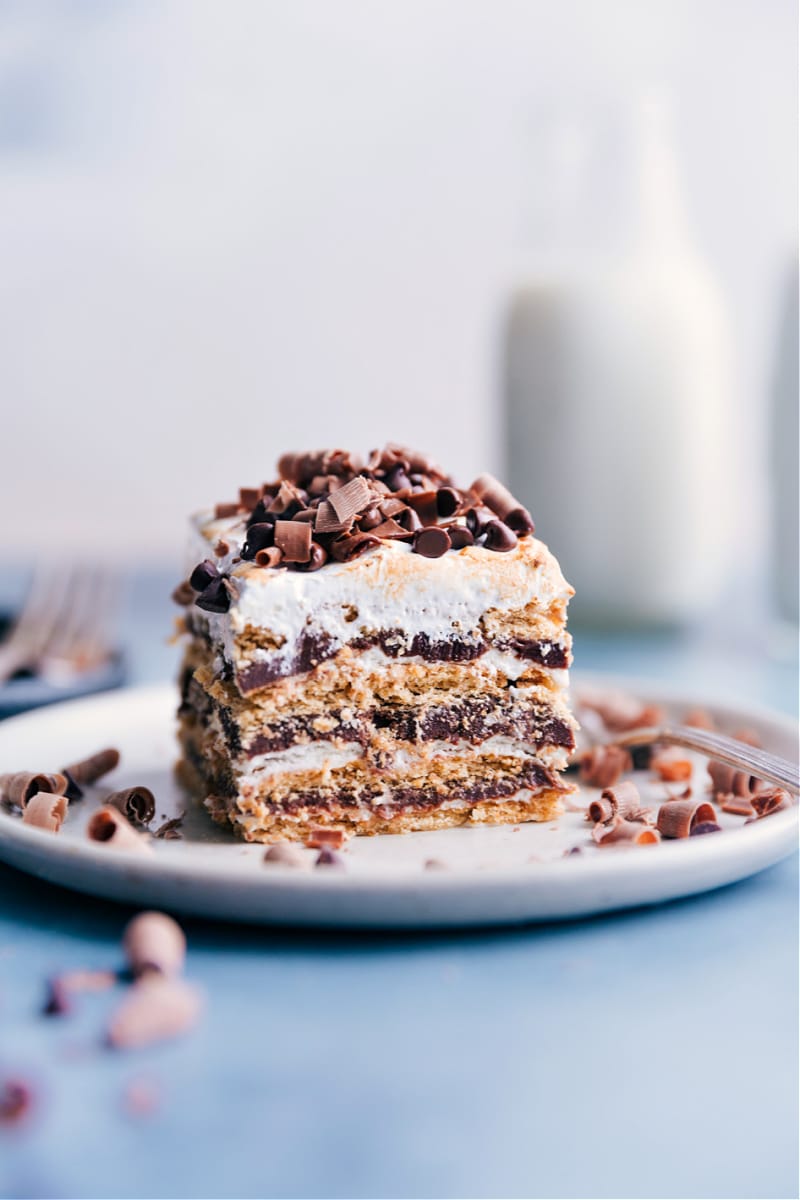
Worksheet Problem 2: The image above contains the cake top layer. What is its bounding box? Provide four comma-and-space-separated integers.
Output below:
184, 444, 538, 614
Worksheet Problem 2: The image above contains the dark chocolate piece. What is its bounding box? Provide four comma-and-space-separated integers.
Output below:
483, 520, 518, 553
189, 560, 219, 592
413, 527, 451, 558
241, 522, 275, 560
195, 577, 231, 614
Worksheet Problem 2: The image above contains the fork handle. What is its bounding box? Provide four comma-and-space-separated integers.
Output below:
615, 725, 800, 795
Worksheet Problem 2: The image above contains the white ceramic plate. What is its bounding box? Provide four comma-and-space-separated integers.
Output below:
0, 677, 796, 928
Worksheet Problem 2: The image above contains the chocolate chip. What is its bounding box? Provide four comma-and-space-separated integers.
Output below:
436, 487, 461, 517
246, 499, 277, 528
483, 520, 518, 553
189, 560, 218, 591
315, 849, 344, 868
384, 465, 412, 492
195, 577, 231, 613
465, 506, 494, 536
398, 506, 422, 533
296, 543, 328, 572
241, 522, 275, 560
413, 527, 451, 558
406, 491, 439, 525
690, 821, 722, 836
447, 526, 474, 549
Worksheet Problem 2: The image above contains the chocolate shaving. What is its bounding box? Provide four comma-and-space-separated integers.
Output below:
0, 771, 68, 810
107, 976, 202, 1049
750, 788, 792, 818
378, 497, 408, 519
579, 745, 632, 788
295, 543, 327, 572
656, 799, 717, 838
327, 476, 373, 526
22, 792, 67, 832
367, 518, 411, 540
87, 806, 151, 851
63, 748, 120, 786
306, 828, 347, 849
273, 520, 312, 563
593, 817, 660, 846
214, 539, 230, 557
719, 793, 756, 817
330, 532, 381, 562
153, 813, 184, 840
577, 687, 664, 734
123, 912, 186, 979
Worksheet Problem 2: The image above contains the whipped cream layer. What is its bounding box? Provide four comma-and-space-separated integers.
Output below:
188, 513, 572, 682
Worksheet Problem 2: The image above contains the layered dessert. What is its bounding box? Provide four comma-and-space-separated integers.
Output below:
174, 445, 576, 842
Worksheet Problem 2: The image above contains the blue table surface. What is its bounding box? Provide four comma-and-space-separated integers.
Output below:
0, 572, 797, 1200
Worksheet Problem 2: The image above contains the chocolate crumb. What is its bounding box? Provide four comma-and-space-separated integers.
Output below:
0, 1079, 33, 1124
153, 814, 185, 840
315, 849, 344, 868
171, 580, 195, 606
424, 858, 447, 870
306, 828, 347, 850
263, 843, 307, 867
43, 978, 71, 1016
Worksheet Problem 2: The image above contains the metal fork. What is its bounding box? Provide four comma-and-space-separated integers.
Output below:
615, 725, 799, 795
0, 566, 118, 685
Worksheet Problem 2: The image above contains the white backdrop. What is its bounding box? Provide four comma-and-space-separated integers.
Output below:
0, 0, 795, 563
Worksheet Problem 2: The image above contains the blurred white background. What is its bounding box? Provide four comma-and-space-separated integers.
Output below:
0, 0, 796, 577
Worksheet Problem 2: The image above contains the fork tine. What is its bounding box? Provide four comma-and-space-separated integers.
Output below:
615, 725, 800, 794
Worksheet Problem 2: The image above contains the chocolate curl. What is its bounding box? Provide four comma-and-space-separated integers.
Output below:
239, 486, 263, 509
255, 546, 283, 568
327, 476, 373, 525
587, 797, 615, 824
600, 780, 649, 821
330, 532, 381, 562
107, 976, 202, 1049
378, 497, 408, 519
470, 473, 534, 534
268, 480, 307, 515
656, 799, 717, 839
652, 751, 692, 783
314, 499, 348, 534
593, 818, 661, 846
295, 543, 328, 572
105, 787, 156, 827
87, 806, 151, 851
273, 520, 312, 563
367, 518, 411, 540
579, 745, 632, 789
153, 814, 184, 840
0, 772, 68, 809
123, 912, 186, 978
263, 843, 308, 867
707, 761, 755, 798
22, 792, 67, 832
63, 748, 120, 787
750, 788, 792, 818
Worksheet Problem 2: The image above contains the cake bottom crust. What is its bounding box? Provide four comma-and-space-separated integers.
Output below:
176, 757, 566, 842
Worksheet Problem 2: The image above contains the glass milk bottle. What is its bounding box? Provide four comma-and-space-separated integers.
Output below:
505, 99, 735, 627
